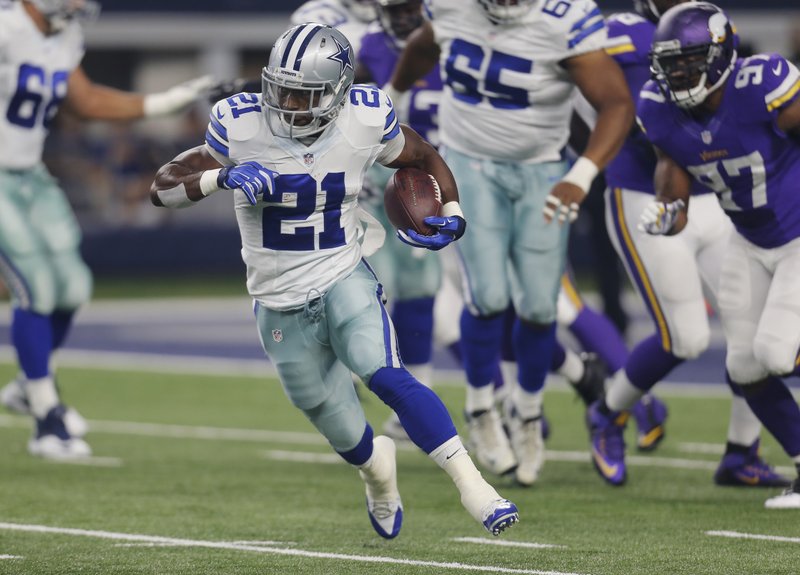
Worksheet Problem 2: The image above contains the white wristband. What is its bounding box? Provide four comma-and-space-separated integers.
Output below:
561, 157, 599, 194
442, 201, 464, 219
200, 169, 222, 196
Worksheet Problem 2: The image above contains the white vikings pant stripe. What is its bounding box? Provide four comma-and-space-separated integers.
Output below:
607, 187, 673, 351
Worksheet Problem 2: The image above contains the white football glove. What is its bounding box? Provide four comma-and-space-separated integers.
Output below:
143, 75, 215, 117
638, 199, 686, 235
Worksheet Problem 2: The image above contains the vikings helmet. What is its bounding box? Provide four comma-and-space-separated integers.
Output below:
476, 0, 537, 24
342, 0, 378, 23
29, 0, 100, 33
650, 2, 737, 109
262, 24, 355, 139
376, 0, 424, 49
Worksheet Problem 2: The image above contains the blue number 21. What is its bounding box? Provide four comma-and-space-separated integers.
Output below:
444, 39, 532, 110
6, 64, 69, 129
261, 172, 346, 251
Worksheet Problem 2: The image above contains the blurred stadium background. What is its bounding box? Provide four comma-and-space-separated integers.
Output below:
47, 0, 800, 281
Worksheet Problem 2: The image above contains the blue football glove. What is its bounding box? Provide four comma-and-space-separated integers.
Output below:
217, 161, 278, 205
396, 215, 466, 251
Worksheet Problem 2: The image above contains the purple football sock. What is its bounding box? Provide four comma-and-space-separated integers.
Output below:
392, 297, 434, 365
569, 305, 629, 373
513, 320, 556, 393
460, 310, 504, 388
625, 334, 683, 393
12, 309, 53, 380
730, 373, 800, 458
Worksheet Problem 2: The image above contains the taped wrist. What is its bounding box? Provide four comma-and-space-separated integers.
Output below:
561, 156, 599, 194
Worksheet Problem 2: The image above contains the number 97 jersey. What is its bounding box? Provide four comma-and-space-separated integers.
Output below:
0, 2, 84, 169
204, 86, 403, 311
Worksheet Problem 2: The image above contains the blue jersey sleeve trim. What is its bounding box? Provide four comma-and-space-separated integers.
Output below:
570, 7, 602, 33
209, 115, 228, 141
205, 129, 229, 157
382, 119, 400, 142
384, 107, 397, 131
569, 19, 605, 50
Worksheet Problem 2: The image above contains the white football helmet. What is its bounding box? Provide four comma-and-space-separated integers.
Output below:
342, 0, 377, 23
262, 24, 356, 139
476, 0, 537, 24
28, 0, 100, 33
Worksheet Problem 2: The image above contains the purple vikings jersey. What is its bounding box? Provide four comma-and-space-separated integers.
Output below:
638, 53, 800, 248
602, 13, 657, 192
358, 31, 442, 146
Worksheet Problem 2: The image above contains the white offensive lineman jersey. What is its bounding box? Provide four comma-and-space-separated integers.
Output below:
204, 86, 403, 310
0, 1, 84, 169
427, 0, 606, 163
290, 0, 374, 61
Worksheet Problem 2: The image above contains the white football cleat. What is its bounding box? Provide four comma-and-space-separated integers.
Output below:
465, 408, 517, 476
28, 405, 92, 460
481, 498, 520, 536
359, 435, 403, 538
764, 479, 800, 509
2, 378, 89, 438
504, 401, 545, 486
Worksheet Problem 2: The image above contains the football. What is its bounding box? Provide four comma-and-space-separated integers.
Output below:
384, 167, 443, 236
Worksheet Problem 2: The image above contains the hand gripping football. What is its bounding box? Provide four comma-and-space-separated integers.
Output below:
384, 167, 443, 236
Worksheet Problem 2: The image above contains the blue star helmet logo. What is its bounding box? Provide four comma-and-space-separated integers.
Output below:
327, 36, 353, 75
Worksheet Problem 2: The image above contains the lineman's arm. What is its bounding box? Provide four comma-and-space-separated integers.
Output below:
387, 21, 440, 94
65, 66, 213, 120
776, 93, 800, 140
643, 146, 690, 236
564, 49, 633, 171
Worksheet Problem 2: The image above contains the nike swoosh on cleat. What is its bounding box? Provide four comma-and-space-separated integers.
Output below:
735, 473, 761, 486
592, 451, 619, 478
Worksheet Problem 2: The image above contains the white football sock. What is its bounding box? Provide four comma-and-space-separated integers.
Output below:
25, 376, 59, 418
465, 383, 495, 414
558, 349, 584, 383
511, 386, 543, 420
605, 370, 643, 412
726, 396, 761, 446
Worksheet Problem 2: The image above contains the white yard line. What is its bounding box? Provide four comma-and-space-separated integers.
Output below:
678, 443, 725, 455
3, 414, 793, 475
452, 537, 566, 550
0, 522, 591, 575
0, 555, 23, 560
706, 530, 800, 544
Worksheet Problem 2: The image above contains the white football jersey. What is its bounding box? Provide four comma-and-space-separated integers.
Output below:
290, 0, 374, 60
427, 0, 607, 163
204, 87, 403, 310
0, 1, 84, 169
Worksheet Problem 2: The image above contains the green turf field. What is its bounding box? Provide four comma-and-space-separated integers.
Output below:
0, 361, 797, 575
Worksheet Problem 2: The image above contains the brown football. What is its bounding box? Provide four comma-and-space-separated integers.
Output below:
384, 167, 443, 236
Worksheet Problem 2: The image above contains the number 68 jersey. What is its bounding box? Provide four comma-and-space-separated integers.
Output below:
204, 87, 403, 310
0, 1, 84, 169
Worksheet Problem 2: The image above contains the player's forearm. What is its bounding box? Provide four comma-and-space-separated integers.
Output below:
67, 84, 146, 121
150, 162, 207, 208
581, 96, 634, 170
389, 22, 439, 92
653, 156, 690, 234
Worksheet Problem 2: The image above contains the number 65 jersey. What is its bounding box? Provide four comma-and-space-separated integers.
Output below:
0, 1, 84, 169
426, 0, 607, 163
204, 87, 403, 310
637, 53, 800, 249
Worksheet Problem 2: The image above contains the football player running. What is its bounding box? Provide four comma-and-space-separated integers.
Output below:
386, 0, 633, 486
355, 0, 445, 440
637, 2, 800, 508
150, 24, 520, 537
583, 0, 789, 488
0, 0, 212, 460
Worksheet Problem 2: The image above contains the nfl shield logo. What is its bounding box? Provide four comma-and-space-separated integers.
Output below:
701, 130, 712, 144
303, 153, 314, 167
272, 329, 283, 343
